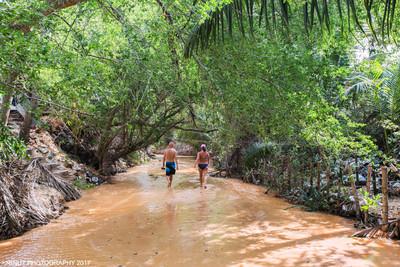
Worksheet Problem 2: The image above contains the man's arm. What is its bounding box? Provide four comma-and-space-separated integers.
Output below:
175, 151, 179, 170
162, 151, 166, 169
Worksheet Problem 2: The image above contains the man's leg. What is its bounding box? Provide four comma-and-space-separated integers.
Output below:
165, 167, 170, 188
168, 175, 173, 188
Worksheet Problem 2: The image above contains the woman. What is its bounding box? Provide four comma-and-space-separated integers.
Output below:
194, 144, 210, 189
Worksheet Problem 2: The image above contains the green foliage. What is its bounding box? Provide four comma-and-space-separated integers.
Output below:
73, 176, 95, 190
185, 0, 400, 57
2, 0, 400, 181
344, 56, 400, 159
0, 126, 27, 163
197, 24, 379, 164
176, 130, 211, 150
360, 189, 381, 212
244, 142, 274, 170
1, 0, 204, 173
301, 188, 331, 212
128, 151, 146, 165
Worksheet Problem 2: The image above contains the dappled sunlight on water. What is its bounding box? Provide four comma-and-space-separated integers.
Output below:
0, 156, 399, 266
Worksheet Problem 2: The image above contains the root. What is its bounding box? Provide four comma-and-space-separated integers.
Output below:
209, 169, 227, 177
353, 219, 400, 239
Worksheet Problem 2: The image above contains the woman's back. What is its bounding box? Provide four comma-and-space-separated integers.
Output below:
198, 151, 209, 163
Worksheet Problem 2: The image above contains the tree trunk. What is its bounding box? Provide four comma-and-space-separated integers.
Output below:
339, 163, 343, 185
309, 161, 313, 189
100, 156, 117, 176
19, 92, 38, 143
350, 176, 361, 219
367, 164, 372, 194
0, 92, 13, 126
100, 144, 139, 176
0, 72, 18, 126
372, 168, 378, 195
325, 166, 331, 187
287, 158, 291, 190
364, 164, 373, 223
381, 166, 389, 231
355, 157, 360, 183
316, 161, 321, 191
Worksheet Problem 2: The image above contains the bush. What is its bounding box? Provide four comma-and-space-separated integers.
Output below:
244, 142, 274, 170
300, 187, 331, 211
0, 126, 27, 163
73, 176, 95, 190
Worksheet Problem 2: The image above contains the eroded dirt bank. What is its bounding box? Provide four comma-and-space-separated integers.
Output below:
0, 157, 399, 267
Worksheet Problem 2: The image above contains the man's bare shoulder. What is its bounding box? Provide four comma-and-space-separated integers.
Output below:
165, 148, 177, 153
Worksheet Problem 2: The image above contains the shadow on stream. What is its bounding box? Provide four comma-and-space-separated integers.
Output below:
0, 156, 399, 267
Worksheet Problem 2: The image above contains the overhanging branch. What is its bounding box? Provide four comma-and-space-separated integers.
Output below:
174, 126, 218, 134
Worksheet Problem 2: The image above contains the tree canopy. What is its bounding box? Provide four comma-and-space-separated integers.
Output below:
1, 0, 400, 175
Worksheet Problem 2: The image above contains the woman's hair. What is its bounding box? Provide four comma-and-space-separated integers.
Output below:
200, 144, 207, 152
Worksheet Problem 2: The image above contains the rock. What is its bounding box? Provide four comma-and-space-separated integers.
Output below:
64, 160, 73, 169
85, 171, 104, 185
392, 182, 400, 189
26, 148, 34, 156
390, 182, 400, 195
47, 152, 55, 160
72, 163, 82, 171
355, 175, 367, 186
37, 146, 49, 154
115, 158, 128, 173
389, 163, 398, 173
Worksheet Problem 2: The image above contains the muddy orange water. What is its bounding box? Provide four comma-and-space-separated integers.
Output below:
1, 157, 399, 267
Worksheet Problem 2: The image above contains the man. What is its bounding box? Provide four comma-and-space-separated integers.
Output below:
162, 141, 178, 188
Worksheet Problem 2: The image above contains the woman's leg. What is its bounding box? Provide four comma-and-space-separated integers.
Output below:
199, 168, 203, 187
203, 168, 208, 188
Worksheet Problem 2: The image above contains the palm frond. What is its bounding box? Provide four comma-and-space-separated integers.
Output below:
345, 73, 375, 96
346, 63, 400, 119
184, 0, 397, 57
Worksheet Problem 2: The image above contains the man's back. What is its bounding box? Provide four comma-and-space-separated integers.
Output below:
164, 148, 177, 162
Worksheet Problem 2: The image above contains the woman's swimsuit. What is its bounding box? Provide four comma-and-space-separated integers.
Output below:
198, 163, 208, 170
198, 152, 209, 170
